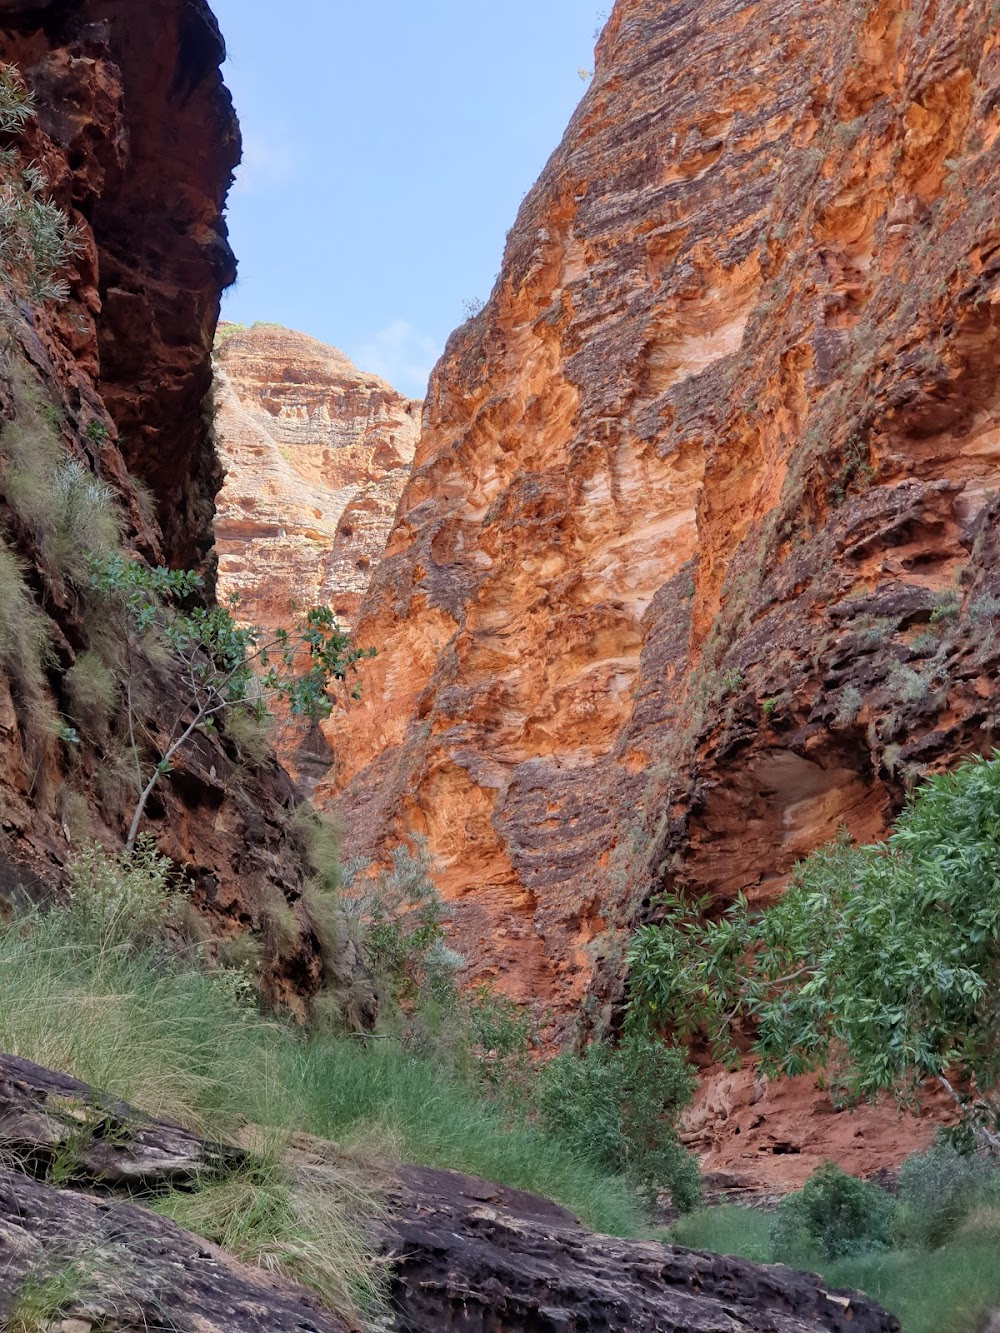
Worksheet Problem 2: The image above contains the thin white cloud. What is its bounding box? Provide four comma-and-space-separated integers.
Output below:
356, 320, 440, 397
233, 132, 298, 197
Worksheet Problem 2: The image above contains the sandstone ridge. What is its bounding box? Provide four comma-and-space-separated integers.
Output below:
328, 0, 1000, 1178
213, 323, 419, 781
214, 323, 420, 632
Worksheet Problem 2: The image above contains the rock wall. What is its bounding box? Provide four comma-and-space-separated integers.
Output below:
329, 0, 1000, 1163
214, 324, 420, 630
0, 1, 344, 1011
213, 323, 419, 781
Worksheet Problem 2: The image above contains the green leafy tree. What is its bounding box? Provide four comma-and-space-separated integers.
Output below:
87, 555, 374, 852
627, 754, 1000, 1149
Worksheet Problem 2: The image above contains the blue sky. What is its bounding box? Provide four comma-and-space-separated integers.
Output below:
210, 1, 609, 397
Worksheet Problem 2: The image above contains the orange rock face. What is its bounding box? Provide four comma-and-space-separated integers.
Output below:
213, 324, 419, 781
328, 0, 1000, 1172
214, 325, 420, 631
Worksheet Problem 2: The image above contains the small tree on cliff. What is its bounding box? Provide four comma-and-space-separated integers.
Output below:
87, 555, 374, 852
627, 754, 1000, 1151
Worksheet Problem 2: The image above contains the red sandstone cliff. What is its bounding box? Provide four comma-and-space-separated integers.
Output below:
0, 1, 350, 1010
214, 324, 419, 630
328, 0, 1000, 1180
213, 323, 419, 782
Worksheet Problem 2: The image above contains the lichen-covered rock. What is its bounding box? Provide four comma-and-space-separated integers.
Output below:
328, 0, 1000, 1173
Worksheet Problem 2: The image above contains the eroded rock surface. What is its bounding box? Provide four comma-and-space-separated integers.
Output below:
0, 1170, 354, 1333
213, 324, 419, 781
215, 323, 420, 630
328, 0, 1000, 1166
0, 1054, 898, 1333
384, 1166, 897, 1333
0, 2, 344, 1010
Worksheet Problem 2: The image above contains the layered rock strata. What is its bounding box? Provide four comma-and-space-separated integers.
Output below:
214, 323, 420, 630
0, 2, 347, 1010
330, 0, 1000, 1162
213, 324, 419, 781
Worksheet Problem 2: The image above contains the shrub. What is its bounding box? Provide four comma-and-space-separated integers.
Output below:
343, 841, 460, 1008
65, 837, 177, 952
627, 754, 1000, 1146
289, 803, 342, 895
0, 64, 80, 307
536, 1031, 700, 1209
770, 1163, 895, 1263
1, 380, 119, 587
0, 540, 50, 709
463, 983, 538, 1096
259, 888, 301, 961
222, 705, 273, 769
896, 1143, 1000, 1250
46, 462, 120, 581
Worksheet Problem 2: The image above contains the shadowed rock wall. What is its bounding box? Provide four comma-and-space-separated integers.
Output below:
0, 1, 348, 1011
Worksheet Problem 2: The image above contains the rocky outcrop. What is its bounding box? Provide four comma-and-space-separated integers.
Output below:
213, 324, 419, 781
0, 1054, 354, 1333
0, 3, 340, 1009
0, 1053, 899, 1333
329, 0, 1000, 1160
384, 1165, 897, 1333
214, 324, 420, 630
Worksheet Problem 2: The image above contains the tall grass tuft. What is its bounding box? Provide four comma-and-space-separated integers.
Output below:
0, 845, 647, 1239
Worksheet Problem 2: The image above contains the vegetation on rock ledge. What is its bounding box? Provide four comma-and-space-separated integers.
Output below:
629, 753, 1000, 1150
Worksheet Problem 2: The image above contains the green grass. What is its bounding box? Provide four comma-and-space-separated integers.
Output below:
666, 1204, 774, 1263
0, 908, 645, 1239
823, 1242, 1000, 1333
151, 1149, 383, 1320
263, 1036, 645, 1236
666, 1205, 1000, 1333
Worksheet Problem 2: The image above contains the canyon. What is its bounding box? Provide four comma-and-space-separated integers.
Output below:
326, 0, 1000, 1183
1, 0, 999, 1325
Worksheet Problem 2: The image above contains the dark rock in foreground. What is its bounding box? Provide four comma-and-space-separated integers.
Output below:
383, 1166, 898, 1333
0, 1053, 898, 1333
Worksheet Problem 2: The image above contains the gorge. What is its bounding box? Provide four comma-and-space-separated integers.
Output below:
1, 0, 1000, 1329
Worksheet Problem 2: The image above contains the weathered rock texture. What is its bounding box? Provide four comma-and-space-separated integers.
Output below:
0, 1054, 356, 1332
0, 1053, 899, 1333
0, 2, 344, 1010
214, 323, 420, 630
384, 1165, 898, 1333
330, 0, 1000, 1168
213, 324, 419, 780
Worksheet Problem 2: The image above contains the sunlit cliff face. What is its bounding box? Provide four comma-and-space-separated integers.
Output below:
327, 0, 1000, 1060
